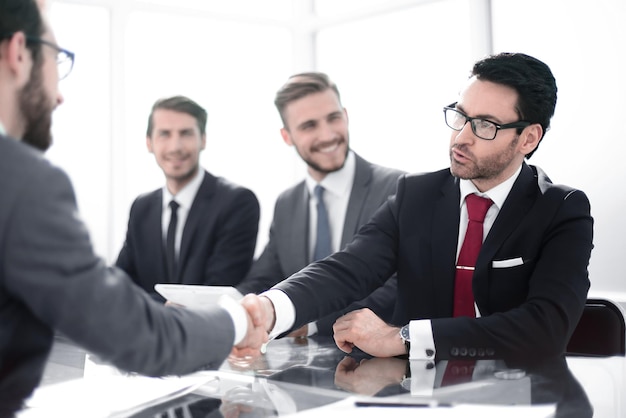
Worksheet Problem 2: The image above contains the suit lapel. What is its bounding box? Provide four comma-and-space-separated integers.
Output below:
178, 171, 216, 281
477, 164, 535, 268
473, 164, 536, 309
341, 154, 372, 248
286, 183, 310, 269
431, 175, 462, 317
149, 190, 168, 280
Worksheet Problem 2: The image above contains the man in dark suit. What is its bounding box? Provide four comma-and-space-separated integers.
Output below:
236, 72, 404, 335
116, 96, 260, 301
0, 2, 265, 412
235, 53, 593, 364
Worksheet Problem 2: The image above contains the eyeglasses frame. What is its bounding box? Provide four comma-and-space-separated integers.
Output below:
0, 32, 75, 80
443, 102, 530, 140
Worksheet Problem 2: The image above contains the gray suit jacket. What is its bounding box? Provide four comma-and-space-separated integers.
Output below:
0, 134, 235, 409
238, 153, 404, 334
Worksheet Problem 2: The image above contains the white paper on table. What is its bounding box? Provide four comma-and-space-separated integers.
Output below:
18, 372, 217, 418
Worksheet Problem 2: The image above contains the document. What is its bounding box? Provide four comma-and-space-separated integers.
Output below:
154, 284, 243, 308
19, 372, 217, 418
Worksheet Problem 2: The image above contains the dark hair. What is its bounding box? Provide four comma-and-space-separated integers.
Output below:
471, 52, 557, 158
146, 95, 208, 137
274, 72, 342, 128
0, 0, 45, 65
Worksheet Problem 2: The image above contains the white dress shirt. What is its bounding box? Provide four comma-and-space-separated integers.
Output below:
305, 150, 356, 261
161, 169, 204, 257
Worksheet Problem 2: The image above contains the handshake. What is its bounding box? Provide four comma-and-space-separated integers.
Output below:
231, 294, 277, 358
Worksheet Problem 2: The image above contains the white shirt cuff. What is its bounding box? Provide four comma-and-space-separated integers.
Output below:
262, 289, 296, 338
409, 319, 436, 361
218, 295, 247, 345
408, 360, 436, 396
306, 321, 318, 336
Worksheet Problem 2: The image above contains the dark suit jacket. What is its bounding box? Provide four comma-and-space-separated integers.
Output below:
0, 135, 237, 411
116, 170, 260, 301
275, 164, 593, 362
238, 153, 404, 334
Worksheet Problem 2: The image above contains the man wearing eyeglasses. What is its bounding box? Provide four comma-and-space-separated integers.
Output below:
0, 0, 266, 411
234, 52, 593, 365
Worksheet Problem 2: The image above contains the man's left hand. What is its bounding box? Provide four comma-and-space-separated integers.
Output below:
333, 308, 405, 357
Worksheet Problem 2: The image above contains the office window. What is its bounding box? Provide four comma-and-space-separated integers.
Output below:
492, 0, 626, 293
317, 0, 475, 173
119, 10, 293, 256
136, 0, 293, 20
47, 3, 111, 259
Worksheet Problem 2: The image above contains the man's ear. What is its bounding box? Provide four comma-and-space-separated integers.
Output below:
200, 133, 206, 150
146, 136, 154, 153
1, 32, 32, 84
520, 123, 543, 156
280, 127, 293, 146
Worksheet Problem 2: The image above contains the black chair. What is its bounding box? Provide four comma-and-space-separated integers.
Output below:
566, 298, 626, 357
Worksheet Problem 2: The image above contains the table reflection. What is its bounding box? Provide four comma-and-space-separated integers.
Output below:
126, 336, 601, 417
20, 335, 624, 417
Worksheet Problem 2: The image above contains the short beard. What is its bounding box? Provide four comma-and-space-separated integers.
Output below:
302, 140, 350, 175
19, 59, 54, 151
450, 135, 520, 181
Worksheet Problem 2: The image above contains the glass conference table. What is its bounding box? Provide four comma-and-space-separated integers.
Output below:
19, 333, 625, 417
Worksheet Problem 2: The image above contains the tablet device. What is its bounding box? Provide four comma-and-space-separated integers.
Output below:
154, 284, 243, 309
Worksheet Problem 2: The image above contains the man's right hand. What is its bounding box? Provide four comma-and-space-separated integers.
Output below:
231, 294, 276, 358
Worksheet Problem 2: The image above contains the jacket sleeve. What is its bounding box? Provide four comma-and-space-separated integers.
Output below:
4, 164, 235, 376
237, 216, 287, 295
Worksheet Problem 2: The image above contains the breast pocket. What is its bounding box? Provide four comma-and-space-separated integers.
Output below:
488, 257, 536, 312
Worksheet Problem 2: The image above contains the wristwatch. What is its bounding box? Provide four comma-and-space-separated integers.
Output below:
399, 324, 410, 354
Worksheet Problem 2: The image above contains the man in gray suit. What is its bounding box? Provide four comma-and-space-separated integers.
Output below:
237, 72, 404, 336
0, 1, 265, 411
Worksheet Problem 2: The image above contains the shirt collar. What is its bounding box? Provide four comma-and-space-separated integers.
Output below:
459, 164, 523, 210
305, 150, 356, 198
162, 169, 205, 210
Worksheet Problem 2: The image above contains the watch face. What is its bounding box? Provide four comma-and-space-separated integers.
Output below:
401, 325, 410, 341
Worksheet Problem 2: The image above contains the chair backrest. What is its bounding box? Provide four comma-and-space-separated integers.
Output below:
566, 298, 626, 357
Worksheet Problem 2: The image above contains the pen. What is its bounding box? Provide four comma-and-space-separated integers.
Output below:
355, 400, 452, 408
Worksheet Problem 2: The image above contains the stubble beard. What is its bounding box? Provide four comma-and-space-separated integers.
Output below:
19, 60, 54, 152
301, 137, 350, 176
450, 135, 519, 181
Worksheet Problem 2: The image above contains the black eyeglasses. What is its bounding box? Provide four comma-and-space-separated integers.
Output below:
25, 36, 75, 80
443, 102, 530, 140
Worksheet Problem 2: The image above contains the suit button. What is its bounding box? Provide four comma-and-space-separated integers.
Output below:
478, 348, 485, 357
450, 347, 459, 356
486, 348, 495, 356
468, 348, 477, 357
459, 347, 468, 356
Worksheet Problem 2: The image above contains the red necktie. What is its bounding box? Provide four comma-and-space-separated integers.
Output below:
453, 194, 493, 318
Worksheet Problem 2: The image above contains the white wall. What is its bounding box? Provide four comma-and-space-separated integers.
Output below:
46, 0, 626, 294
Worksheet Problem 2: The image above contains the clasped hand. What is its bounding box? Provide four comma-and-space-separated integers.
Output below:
231, 294, 275, 358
